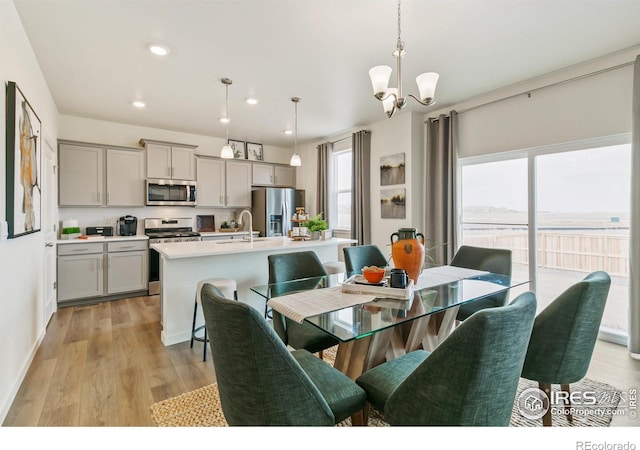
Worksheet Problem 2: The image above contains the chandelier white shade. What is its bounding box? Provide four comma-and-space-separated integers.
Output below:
369, 0, 439, 118
220, 78, 234, 159
289, 97, 302, 167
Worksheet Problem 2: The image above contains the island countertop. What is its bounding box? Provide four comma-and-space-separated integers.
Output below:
151, 236, 356, 259
153, 236, 356, 346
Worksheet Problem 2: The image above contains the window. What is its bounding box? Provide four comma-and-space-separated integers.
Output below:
330, 142, 352, 231
459, 139, 631, 340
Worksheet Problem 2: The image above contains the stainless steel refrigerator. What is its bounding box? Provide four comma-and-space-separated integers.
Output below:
252, 188, 304, 237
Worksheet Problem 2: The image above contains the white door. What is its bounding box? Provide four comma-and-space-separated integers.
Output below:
43, 139, 58, 324
106, 148, 145, 206
196, 157, 225, 207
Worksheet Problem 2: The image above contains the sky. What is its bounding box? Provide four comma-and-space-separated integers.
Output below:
461, 144, 631, 214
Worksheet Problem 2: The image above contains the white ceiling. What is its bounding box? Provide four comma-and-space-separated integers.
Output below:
14, 0, 640, 148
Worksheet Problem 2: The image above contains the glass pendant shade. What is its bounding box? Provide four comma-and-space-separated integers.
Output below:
416, 72, 439, 103
221, 144, 234, 159
290, 153, 302, 167
382, 88, 398, 115
369, 65, 392, 96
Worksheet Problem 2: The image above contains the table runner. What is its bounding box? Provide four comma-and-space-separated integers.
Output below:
267, 286, 375, 323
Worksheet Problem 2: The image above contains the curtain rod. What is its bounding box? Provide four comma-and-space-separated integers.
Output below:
427, 60, 635, 121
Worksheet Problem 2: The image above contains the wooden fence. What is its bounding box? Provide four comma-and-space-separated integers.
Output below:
463, 232, 629, 277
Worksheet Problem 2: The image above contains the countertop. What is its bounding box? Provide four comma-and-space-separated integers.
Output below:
151, 237, 356, 259
199, 231, 259, 237
57, 235, 149, 245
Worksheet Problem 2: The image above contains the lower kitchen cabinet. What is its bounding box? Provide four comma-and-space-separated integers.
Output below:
106, 241, 148, 294
57, 250, 104, 301
57, 239, 148, 305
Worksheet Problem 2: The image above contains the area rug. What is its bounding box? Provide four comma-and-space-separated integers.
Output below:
151, 348, 622, 427
150, 377, 621, 427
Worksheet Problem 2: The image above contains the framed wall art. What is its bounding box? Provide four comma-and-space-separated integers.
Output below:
380, 188, 406, 219
228, 139, 246, 159
5, 81, 42, 238
246, 142, 264, 161
380, 152, 405, 186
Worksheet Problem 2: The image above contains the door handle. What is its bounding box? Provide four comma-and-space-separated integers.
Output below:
45, 242, 54, 247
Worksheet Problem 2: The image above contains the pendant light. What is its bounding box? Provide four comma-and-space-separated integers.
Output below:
220, 78, 234, 159
290, 97, 302, 167
369, 0, 439, 118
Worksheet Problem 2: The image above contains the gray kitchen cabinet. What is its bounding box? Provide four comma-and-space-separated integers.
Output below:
225, 160, 252, 207
252, 163, 274, 186
106, 148, 145, 206
196, 157, 225, 207
58, 141, 144, 207
57, 243, 105, 302
274, 165, 295, 187
142, 139, 197, 181
57, 239, 148, 305
59, 143, 104, 206
251, 163, 295, 187
106, 241, 147, 294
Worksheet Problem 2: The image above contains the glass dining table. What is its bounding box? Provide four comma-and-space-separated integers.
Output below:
251, 269, 529, 380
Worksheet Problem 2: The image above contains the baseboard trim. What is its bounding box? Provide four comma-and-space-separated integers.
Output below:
0, 328, 46, 425
598, 327, 628, 346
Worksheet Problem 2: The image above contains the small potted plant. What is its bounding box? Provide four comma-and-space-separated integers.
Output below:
303, 213, 328, 240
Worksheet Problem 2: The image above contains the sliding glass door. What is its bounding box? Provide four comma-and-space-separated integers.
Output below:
459, 139, 631, 339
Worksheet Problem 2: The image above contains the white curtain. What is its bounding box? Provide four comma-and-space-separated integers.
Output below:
629, 55, 640, 358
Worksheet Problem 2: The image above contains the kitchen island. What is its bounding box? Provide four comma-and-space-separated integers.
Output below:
151, 236, 356, 346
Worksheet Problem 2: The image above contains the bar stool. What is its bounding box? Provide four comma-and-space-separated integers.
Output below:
323, 261, 346, 275
191, 277, 238, 361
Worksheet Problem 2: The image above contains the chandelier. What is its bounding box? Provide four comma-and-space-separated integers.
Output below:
220, 78, 235, 159
369, 0, 439, 118
289, 97, 301, 167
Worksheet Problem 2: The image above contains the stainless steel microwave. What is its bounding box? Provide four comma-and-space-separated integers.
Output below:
146, 179, 197, 206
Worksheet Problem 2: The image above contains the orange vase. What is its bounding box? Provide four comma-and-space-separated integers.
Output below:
390, 228, 425, 283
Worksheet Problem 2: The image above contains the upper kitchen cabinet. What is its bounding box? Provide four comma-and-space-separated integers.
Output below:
196, 157, 225, 207
140, 139, 197, 181
58, 142, 144, 207
274, 165, 295, 187
252, 163, 295, 187
196, 157, 251, 208
225, 160, 252, 207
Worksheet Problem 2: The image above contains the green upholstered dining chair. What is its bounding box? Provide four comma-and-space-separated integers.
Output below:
199, 284, 366, 426
355, 291, 537, 426
450, 245, 513, 321
267, 251, 339, 356
343, 245, 389, 278
521, 271, 611, 426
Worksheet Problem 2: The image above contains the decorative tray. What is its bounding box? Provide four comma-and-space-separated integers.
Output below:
290, 236, 310, 241
217, 228, 240, 232
341, 276, 414, 300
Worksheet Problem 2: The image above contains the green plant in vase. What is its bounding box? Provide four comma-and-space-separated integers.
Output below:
303, 213, 328, 240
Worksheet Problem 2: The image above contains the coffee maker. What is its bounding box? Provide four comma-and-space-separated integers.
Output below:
118, 215, 138, 236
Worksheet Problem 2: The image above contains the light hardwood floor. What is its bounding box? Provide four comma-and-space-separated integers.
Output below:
3, 294, 639, 426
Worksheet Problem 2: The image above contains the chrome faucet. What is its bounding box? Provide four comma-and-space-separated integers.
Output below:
238, 209, 253, 244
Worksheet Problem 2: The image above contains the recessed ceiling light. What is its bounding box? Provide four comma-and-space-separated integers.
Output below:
246, 98, 259, 105
220, 117, 230, 124
132, 100, 146, 108
283, 130, 293, 135
147, 44, 169, 56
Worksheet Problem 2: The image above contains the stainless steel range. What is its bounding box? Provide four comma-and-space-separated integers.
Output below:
145, 218, 201, 295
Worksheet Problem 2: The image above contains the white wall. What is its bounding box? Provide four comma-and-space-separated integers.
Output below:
0, 1, 59, 423
297, 111, 425, 260
428, 45, 640, 158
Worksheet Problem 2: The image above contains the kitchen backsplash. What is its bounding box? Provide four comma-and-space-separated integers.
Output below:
58, 206, 247, 237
